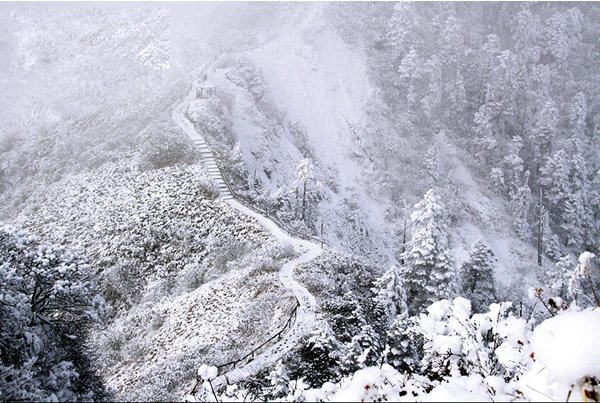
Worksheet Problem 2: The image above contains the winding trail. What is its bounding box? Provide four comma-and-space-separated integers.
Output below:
172, 59, 324, 391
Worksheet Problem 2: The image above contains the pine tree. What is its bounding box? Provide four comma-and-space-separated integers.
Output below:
512, 171, 533, 241
569, 92, 587, 141
372, 266, 407, 326
386, 2, 420, 59
502, 136, 526, 198
421, 55, 443, 121
338, 293, 381, 373
532, 99, 558, 161
400, 189, 457, 316
546, 254, 577, 298
569, 150, 594, 245
541, 207, 562, 261
544, 8, 583, 66
473, 105, 498, 161
227, 141, 248, 187
268, 360, 290, 399
396, 47, 421, 108
561, 193, 584, 247
425, 144, 441, 186
440, 13, 467, 122
540, 149, 571, 219
460, 240, 497, 313
297, 327, 343, 387
511, 6, 542, 64
590, 171, 600, 241
291, 158, 323, 224
385, 313, 421, 373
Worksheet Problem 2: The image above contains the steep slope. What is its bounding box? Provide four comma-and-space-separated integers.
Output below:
191, 6, 541, 300
196, 18, 393, 263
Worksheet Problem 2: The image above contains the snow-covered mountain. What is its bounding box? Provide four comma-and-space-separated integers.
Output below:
1, 3, 599, 402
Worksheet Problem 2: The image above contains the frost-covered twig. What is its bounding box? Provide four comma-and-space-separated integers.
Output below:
530, 288, 555, 317
586, 271, 600, 308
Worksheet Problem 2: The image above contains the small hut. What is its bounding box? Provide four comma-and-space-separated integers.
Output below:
196, 81, 216, 99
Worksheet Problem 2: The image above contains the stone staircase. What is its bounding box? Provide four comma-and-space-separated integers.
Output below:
190, 136, 233, 200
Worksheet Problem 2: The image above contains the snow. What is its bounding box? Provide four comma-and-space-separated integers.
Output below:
423, 376, 494, 402
198, 365, 218, 381
329, 365, 396, 402
248, 17, 371, 191
578, 251, 596, 272
451, 297, 472, 320
530, 310, 600, 384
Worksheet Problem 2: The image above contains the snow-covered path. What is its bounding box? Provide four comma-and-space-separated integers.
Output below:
172, 60, 323, 391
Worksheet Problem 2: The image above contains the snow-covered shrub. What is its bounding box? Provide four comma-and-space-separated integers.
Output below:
0, 224, 107, 401
138, 121, 198, 171
287, 326, 344, 388
13, 164, 244, 309
173, 263, 207, 295
206, 229, 254, 274
224, 57, 267, 101
418, 297, 531, 382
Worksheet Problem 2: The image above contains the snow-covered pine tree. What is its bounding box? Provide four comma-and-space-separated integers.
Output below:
385, 313, 421, 373
494, 135, 525, 198
512, 171, 533, 241
290, 158, 323, 225
474, 105, 498, 162
546, 254, 577, 298
268, 360, 290, 399
425, 144, 441, 186
541, 207, 562, 261
440, 13, 467, 123
296, 326, 343, 387
590, 171, 600, 241
460, 240, 497, 313
421, 55, 443, 121
531, 99, 558, 162
544, 7, 583, 67
568, 251, 599, 308
569, 92, 587, 142
396, 47, 421, 109
400, 189, 457, 316
540, 149, 571, 212
385, 2, 420, 61
372, 266, 407, 326
337, 292, 382, 374
569, 149, 595, 246
561, 193, 584, 247
226, 141, 248, 188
